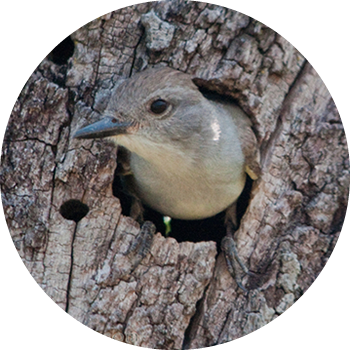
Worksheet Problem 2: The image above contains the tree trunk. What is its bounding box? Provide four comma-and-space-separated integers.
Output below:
1, 1, 348, 349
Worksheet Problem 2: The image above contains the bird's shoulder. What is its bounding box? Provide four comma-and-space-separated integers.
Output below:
207, 96, 261, 180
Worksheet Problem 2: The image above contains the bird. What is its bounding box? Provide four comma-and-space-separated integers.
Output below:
74, 67, 260, 290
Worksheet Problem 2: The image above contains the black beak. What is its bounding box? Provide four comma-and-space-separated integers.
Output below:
74, 117, 134, 139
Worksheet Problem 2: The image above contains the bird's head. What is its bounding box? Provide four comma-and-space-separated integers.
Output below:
74, 67, 215, 157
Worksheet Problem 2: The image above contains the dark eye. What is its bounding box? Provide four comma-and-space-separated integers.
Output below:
150, 99, 168, 114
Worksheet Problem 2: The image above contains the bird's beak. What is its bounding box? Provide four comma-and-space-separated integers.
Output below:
74, 116, 135, 139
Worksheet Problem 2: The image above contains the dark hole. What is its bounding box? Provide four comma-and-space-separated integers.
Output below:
48, 36, 75, 65
59, 199, 89, 223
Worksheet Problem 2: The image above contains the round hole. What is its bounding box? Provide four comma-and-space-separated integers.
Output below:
59, 199, 89, 223
47, 28, 74, 65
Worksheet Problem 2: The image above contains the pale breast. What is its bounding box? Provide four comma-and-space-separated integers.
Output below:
130, 152, 246, 220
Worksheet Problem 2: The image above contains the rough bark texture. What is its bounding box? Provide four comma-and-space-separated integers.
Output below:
1, 1, 348, 349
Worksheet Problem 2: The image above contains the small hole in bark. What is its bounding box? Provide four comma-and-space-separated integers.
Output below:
48, 36, 75, 65
59, 199, 89, 222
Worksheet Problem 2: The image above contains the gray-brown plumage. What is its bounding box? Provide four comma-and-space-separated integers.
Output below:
74, 67, 260, 290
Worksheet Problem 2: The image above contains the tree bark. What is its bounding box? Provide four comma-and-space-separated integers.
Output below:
1, 1, 348, 349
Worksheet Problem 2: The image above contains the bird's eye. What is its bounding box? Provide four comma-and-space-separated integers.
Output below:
150, 99, 168, 114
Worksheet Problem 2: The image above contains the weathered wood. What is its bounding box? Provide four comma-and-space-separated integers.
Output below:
1, 1, 348, 349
